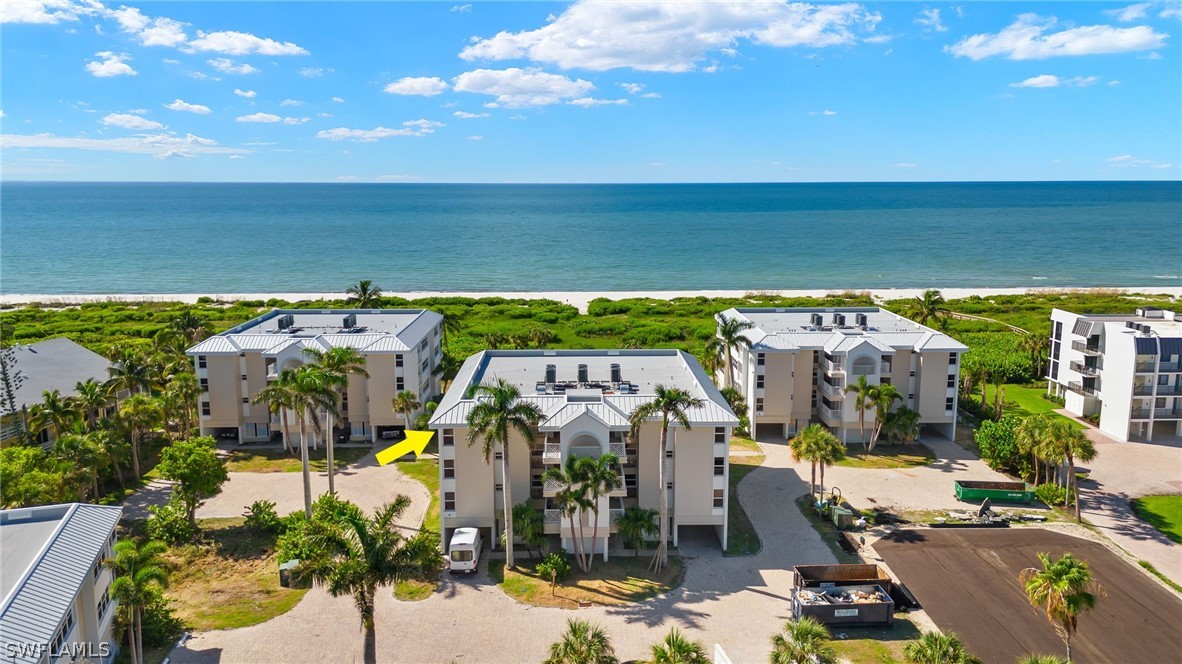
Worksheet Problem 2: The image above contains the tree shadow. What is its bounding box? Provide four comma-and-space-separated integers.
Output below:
166, 645, 224, 664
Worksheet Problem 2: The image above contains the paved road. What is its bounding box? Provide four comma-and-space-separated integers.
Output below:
170, 440, 836, 664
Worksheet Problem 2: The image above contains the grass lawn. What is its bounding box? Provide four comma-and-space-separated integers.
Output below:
162, 517, 307, 631
828, 617, 921, 664
1131, 495, 1182, 545
393, 578, 436, 601
727, 438, 765, 556
224, 446, 371, 473
394, 457, 440, 534
490, 555, 684, 609
981, 384, 1084, 429
795, 495, 861, 564
835, 444, 935, 469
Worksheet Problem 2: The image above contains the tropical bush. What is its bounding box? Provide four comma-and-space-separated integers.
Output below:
1034, 483, 1074, 508
146, 497, 197, 545
536, 550, 573, 594
974, 416, 1030, 476
243, 499, 283, 534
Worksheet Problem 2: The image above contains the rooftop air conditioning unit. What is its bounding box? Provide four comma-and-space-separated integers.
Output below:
610, 363, 622, 384
577, 364, 589, 383
277, 314, 295, 331
1126, 321, 1137, 329
810, 313, 824, 328
343, 313, 357, 329
855, 313, 868, 328
833, 313, 846, 327
545, 364, 557, 384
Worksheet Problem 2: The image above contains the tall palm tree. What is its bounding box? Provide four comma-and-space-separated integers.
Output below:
715, 313, 754, 389
53, 429, 106, 500
119, 394, 162, 480
546, 619, 618, 664
650, 627, 708, 664
868, 383, 902, 450
582, 452, 621, 571
543, 456, 593, 572
169, 309, 208, 343
970, 364, 990, 408
1046, 420, 1097, 522
163, 372, 200, 439
107, 349, 156, 396
790, 424, 824, 501
93, 426, 128, 489
74, 378, 110, 429
509, 502, 545, 559
466, 378, 544, 569
298, 497, 442, 664
810, 425, 846, 502
700, 337, 725, 384
303, 346, 368, 494
345, 280, 383, 308
909, 289, 948, 327
770, 616, 837, 664
104, 539, 169, 664
290, 366, 340, 513
253, 370, 299, 454
439, 312, 462, 354
29, 389, 79, 442
903, 631, 981, 664
617, 506, 659, 557
392, 390, 422, 433
1016, 413, 1053, 484
1020, 553, 1101, 662
844, 375, 874, 450
882, 406, 921, 444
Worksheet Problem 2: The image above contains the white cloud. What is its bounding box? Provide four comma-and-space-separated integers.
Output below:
453, 111, 490, 118
452, 68, 594, 107
317, 119, 444, 141
568, 97, 629, 107
893, 162, 918, 168
282, 117, 309, 125
0, 110, 5, 118
208, 58, 258, 75
459, 1, 882, 72
808, 109, 838, 115
915, 8, 947, 32
946, 13, 1168, 60
1107, 154, 1175, 168
316, 112, 333, 118
233, 88, 256, 98
1108, 79, 1121, 86
101, 113, 164, 130
337, 175, 361, 181
384, 76, 449, 96
280, 99, 302, 107
236, 112, 281, 123
863, 34, 892, 44
299, 67, 333, 77
111, 6, 187, 47
331, 96, 345, 103
0, 0, 101, 25
1, 131, 242, 158
127, 108, 147, 115
1010, 74, 1099, 88
228, 154, 244, 159
86, 51, 136, 77
467, 135, 484, 141
509, 114, 527, 120
640, 92, 662, 98
450, 4, 472, 13
1162, 3, 1182, 19
165, 99, 211, 114
649, 162, 666, 167
1104, 3, 1153, 22
619, 82, 646, 94
186, 30, 307, 56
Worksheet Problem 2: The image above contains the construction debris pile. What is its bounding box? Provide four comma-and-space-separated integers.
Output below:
796, 588, 889, 606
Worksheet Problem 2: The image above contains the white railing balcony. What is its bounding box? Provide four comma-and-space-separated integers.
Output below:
819, 406, 842, 421
821, 382, 844, 398
880, 362, 892, 374
544, 509, 563, 525
543, 478, 563, 495
609, 508, 624, 525
542, 441, 561, 464
609, 441, 627, 460
822, 358, 845, 374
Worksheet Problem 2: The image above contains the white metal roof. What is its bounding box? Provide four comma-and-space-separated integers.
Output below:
1, 503, 122, 663
723, 307, 967, 354
186, 308, 439, 356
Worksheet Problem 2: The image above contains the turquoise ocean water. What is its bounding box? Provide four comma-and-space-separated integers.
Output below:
1, 181, 1179, 294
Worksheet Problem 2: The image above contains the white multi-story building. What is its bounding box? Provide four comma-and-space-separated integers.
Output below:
718, 307, 968, 443
428, 349, 739, 557
1048, 307, 1182, 442
186, 309, 443, 443
0, 503, 123, 664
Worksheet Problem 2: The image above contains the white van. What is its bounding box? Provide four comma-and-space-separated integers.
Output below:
448, 527, 483, 574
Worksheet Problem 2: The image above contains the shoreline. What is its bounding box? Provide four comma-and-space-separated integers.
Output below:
2, 286, 1178, 313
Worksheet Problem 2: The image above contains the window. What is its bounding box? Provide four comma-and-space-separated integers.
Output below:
495, 451, 503, 461
881, 377, 892, 386
713, 489, 724, 508
851, 357, 876, 376
442, 429, 454, 446
443, 492, 455, 511
714, 457, 725, 476
1054, 321, 1063, 340
51, 609, 75, 657
97, 587, 112, 620
756, 375, 765, 389
197, 355, 207, 369
240, 374, 247, 380
442, 459, 455, 478
435, 326, 442, 338
947, 374, 956, 389
1155, 397, 1167, 408
242, 397, 250, 404
714, 427, 726, 444
92, 553, 103, 581
396, 377, 404, 391
495, 482, 503, 492
451, 549, 473, 562
945, 396, 955, 412
949, 353, 958, 365
756, 353, 765, 366
421, 358, 429, 373
395, 354, 404, 367
908, 393, 915, 401
755, 397, 764, 412
201, 401, 211, 416
665, 449, 673, 459
909, 370, 916, 377
419, 338, 429, 351
666, 482, 674, 489
199, 378, 208, 391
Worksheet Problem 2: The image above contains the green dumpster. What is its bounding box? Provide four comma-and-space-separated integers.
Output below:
954, 480, 1034, 503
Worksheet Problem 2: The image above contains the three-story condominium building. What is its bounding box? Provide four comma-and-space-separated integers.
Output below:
428, 349, 739, 558
1048, 307, 1182, 443
0, 503, 123, 664
718, 307, 968, 443
186, 309, 443, 443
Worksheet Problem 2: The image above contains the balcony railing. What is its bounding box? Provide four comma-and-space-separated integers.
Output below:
1133, 385, 1155, 396
1071, 340, 1101, 355
1135, 362, 1157, 373
819, 406, 842, 421
1067, 382, 1097, 396
1130, 408, 1151, 420
544, 509, 562, 525
1161, 362, 1182, 373
609, 508, 624, 525
822, 358, 845, 374
543, 478, 563, 494
820, 381, 845, 398
609, 441, 626, 460
880, 362, 892, 374
1155, 408, 1182, 420
1069, 360, 1099, 376
542, 441, 561, 464
1156, 384, 1182, 395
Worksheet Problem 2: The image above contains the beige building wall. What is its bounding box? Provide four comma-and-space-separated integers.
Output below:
791, 351, 815, 425
672, 426, 722, 525
346, 372, 369, 425
760, 353, 794, 421
367, 355, 399, 428
244, 354, 269, 426
203, 355, 241, 428
916, 351, 953, 421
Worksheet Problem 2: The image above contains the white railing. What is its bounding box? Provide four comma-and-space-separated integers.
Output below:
609, 441, 626, 459
820, 406, 842, 421
821, 382, 844, 398
542, 441, 561, 463
544, 478, 563, 493
609, 508, 625, 525
544, 509, 562, 525
880, 362, 891, 374
822, 358, 845, 373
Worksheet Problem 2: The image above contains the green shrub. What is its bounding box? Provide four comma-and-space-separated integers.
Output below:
243, 499, 282, 534
1034, 483, 1073, 507
535, 550, 572, 592
974, 416, 1031, 477
139, 590, 187, 647
146, 498, 197, 545
1041, 392, 1066, 407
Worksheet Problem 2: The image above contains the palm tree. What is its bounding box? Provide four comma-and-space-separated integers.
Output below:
546, 618, 618, 664
169, 309, 208, 343
93, 426, 128, 489
53, 430, 106, 499
909, 289, 948, 327
104, 539, 169, 664
715, 313, 754, 389
868, 383, 902, 450
882, 406, 921, 443
290, 366, 340, 514
119, 394, 162, 480
700, 337, 725, 384
790, 424, 824, 501
1016, 413, 1053, 484
509, 502, 545, 559
650, 627, 708, 664
345, 280, 382, 308
770, 616, 837, 664
903, 631, 981, 664
582, 452, 621, 571
439, 312, 462, 354
253, 371, 300, 454
1020, 553, 1101, 662
466, 378, 544, 569
302, 346, 368, 494
813, 426, 846, 502
844, 375, 874, 450
1019, 331, 1048, 379
1046, 420, 1097, 523
627, 385, 704, 572
617, 506, 659, 557
392, 390, 422, 433
107, 349, 156, 396
970, 364, 990, 408
163, 372, 200, 439
544, 456, 593, 572
74, 378, 110, 429
298, 497, 442, 664
29, 389, 79, 442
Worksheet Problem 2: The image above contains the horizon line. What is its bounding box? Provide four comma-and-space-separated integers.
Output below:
3, 179, 1181, 186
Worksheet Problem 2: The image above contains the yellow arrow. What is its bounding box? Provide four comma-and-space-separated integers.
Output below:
376, 430, 435, 465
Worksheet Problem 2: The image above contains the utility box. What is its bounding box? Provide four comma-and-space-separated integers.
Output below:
832, 506, 855, 530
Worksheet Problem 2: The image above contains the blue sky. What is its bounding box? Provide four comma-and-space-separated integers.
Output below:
2, 1, 1179, 182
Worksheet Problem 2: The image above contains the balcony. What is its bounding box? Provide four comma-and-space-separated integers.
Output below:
609, 508, 625, 525
543, 478, 563, 496
609, 441, 627, 461
1071, 340, 1101, 355
822, 358, 845, 374
820, 381, 845, 399
544, 509, 563, 526
1133, 385, 1156, 396
1130, 408, 1151, 420
542, 441, 561, 464
1155, 408, 1182, 420
1135, 362, 1157, 373
1067, 382, 1097, 396
1161, 362, 1182, 373
819, 406, 842, 421
880, 362, 892, 374
1156, 384, 1182, 396
1069, 360, 1100, 376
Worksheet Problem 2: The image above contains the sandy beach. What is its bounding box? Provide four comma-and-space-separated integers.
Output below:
2, 286, 1178, 313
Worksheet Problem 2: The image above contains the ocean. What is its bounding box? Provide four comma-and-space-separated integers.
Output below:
2, 181, 1179, 294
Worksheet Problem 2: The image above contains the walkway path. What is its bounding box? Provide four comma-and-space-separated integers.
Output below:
169, 441, 835, 663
